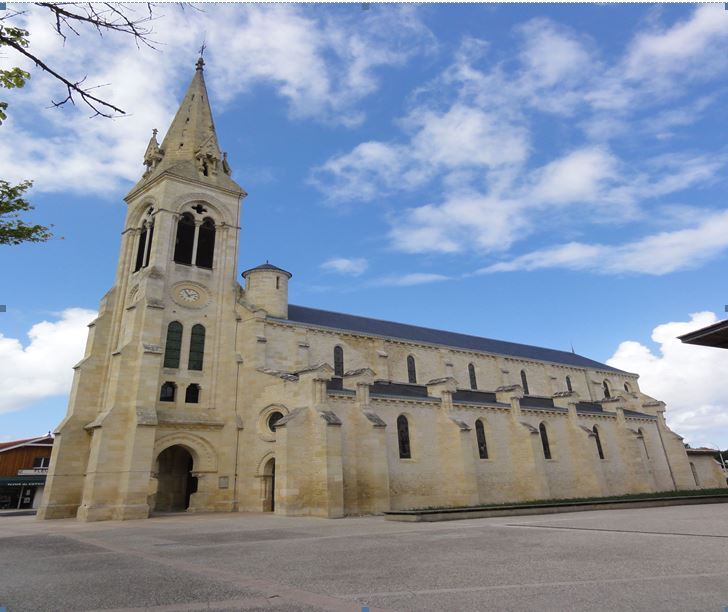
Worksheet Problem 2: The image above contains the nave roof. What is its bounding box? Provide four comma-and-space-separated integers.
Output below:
278, 305, 629, 374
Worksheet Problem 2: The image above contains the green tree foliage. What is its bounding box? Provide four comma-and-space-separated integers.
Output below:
0, 180, 52, 245
0, 26, 31, 124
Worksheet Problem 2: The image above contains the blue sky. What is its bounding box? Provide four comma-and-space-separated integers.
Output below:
3, 3, 728, 448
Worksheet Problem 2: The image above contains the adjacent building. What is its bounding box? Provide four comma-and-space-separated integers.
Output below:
38, 59, 724, 522
0, 435, 53, 510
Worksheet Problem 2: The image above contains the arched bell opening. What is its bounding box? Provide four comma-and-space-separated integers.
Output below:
153, 445, 197, 512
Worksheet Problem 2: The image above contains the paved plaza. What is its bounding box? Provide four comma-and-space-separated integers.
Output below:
1, 504, 728, 611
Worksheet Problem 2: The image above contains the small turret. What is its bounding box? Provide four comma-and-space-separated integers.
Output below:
242, 262, 292, 319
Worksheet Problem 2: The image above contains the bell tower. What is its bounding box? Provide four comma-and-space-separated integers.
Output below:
39, 58, 247, 521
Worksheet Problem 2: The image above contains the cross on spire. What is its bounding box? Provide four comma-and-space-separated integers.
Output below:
197, 41, 207, 71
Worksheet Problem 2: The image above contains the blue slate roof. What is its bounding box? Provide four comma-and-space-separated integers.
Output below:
282, 305, 628, 373
241, 262, 292, 278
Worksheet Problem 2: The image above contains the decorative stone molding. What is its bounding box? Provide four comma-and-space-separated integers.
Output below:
275, 406, 307, 428
256, 367, 298, 382
257, 404, 289, 442
136, 407, 158, 426
254, 451, 275, 477
153, 431, 218, 473
520, 422, 539, 434
318, 410, 342, 426
156, 409, 225, 429
449, 417, 471, 431
363, 411, 387, 428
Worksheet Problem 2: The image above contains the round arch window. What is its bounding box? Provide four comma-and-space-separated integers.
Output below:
267, 411, 284, 432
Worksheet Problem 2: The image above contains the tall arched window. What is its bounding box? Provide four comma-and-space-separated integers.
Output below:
188, 324, 205, 371
333, 345, 344, 378
624, 382, 631, 392
566, 376, 573, 393
185, 383, 200, 404
475, 420, 488, 459
195, 218, 215, 268
144, 223, 154, 268
163, 321, 183, 369
593, 425, 605, 460
397, 415, 411, 459
468, 363, 478, 390
407, 355, 417, 384
173, 213, 195, 264
160, 382, 176, 402
539, 422, 551, 460
520, 370, 530, 395
603, 380, 611, 399
134, 226, 147, 272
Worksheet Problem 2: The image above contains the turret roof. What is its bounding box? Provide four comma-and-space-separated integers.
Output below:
242, 262, 292, 278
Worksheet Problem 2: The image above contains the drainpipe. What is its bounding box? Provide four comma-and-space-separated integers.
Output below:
232, 316, 242, 511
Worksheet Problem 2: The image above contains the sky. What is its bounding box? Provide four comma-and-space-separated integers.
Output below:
2, 3, 728, 449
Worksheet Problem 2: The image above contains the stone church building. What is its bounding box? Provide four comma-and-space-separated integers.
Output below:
38, 59, 725, 522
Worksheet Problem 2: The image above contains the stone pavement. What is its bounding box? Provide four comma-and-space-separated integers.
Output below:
1, 504, 728, 611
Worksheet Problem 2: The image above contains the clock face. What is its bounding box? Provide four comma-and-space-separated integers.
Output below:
171, 283, 209, 309
179, 288, 200, 302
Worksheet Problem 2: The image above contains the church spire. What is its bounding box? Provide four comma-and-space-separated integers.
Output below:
128, 56, 243, 196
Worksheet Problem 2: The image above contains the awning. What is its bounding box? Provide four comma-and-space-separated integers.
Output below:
0, 476, 46, 487
679, 319, 728, 349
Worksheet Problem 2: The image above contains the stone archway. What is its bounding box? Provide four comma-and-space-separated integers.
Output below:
262, 457, 275, 512
154, 445, 197, 512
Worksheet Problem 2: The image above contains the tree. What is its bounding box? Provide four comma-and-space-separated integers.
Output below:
0, 180, 52, 245
1, 3, 157, 119
0, 3, 159, 245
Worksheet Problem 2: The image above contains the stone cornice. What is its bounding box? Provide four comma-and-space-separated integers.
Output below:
370, 395, 440, 407
451, 401, 510, 411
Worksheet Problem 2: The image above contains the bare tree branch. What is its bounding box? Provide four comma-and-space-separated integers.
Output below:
1, 3, 166, 117
0, 31, 125, 117
35, 3, 159, 49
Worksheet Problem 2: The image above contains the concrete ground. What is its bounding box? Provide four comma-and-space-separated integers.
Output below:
2, 504, 728, 612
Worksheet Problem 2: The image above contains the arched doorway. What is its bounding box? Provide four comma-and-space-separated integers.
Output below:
263, 458, 275, 512
155, 445, 197, 512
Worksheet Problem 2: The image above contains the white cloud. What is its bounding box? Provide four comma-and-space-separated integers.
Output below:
372, 273, 450, 287
389, 191, 525, 255
0, 308, 97, 414
408, 104, 529, 171
481, 208, 728, 275
623, 6, 728, 84
529, 147, 618, 205
321, 257, 369, 276
310, 103, 528, 203
607, 312, 728, 448
1, 5, 433, 194
311, 7, 728, 271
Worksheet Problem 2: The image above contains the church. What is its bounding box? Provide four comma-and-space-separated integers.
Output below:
38, 59, 725, 522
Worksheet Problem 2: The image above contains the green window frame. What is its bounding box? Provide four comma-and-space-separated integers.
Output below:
163, 321, 183, 369
188, 324, 205, 371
